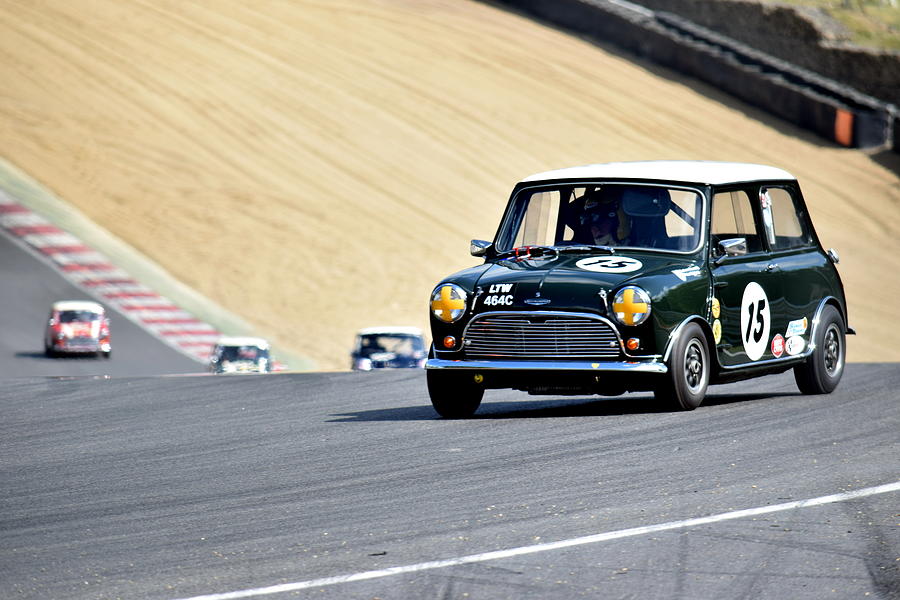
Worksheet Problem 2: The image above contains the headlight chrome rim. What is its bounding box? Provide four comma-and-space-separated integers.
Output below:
431, 283, 468, 323
612, 286, 652, 326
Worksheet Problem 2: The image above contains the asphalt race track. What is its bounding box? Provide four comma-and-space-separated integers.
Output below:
2, 215, 899, 599
2, 358, 899, 599
0, 231, 202, 377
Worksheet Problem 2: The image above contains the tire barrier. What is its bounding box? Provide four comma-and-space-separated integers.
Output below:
493, 0, 897, 150
895, 113, 900, 153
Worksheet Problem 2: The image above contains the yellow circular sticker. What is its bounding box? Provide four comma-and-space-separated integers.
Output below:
711, 297, 721, 319
712, 319, 722, 344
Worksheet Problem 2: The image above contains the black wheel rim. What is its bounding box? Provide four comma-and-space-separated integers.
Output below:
823, 324, 842, 376
684, 339, 705, 393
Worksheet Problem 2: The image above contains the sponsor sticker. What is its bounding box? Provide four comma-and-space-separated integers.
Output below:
771, 333, 785, 358
711, 297, 721, 319
785, 335, 805, 356
786, 317, 808, 337
480, 283, 516, 308
575, 256, 642, 273
712, 319, 722, 344
740, 281, 770, 361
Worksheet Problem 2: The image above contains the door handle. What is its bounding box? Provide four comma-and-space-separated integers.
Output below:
765, 263, 780, 272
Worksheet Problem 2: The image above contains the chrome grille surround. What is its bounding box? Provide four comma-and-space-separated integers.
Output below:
462, 311, 622, 359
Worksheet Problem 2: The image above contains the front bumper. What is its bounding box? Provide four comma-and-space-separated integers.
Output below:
426, 358, 667, 395
426, 358, 667, 374
54, 340, 108, 353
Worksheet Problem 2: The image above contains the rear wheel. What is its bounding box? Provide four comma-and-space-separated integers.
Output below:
426, 369, 483, 418
655, 322, 709, 410
794, 305, 844, 394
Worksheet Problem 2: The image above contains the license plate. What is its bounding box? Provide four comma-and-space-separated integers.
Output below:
480, 283, 517, 308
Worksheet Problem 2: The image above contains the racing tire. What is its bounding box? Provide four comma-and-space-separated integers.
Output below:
427, 369, 483, 418
102, 350, 111, 360
655, 322, 709, 411
794, 305, 845, 395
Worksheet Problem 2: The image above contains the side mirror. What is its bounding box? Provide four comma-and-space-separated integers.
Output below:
714, 237, 747, 264
470, 239, 492, 257
827, 248, 840, 264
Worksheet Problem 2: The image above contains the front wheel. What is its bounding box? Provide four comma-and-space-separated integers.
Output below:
794, 305, 845, 394
426, 369, 483, 418
655, 322, 710, 410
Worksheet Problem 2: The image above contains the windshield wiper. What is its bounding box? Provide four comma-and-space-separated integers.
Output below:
494, 245, 560, 260
495, 244, 616, 261
553, 244, 616, 255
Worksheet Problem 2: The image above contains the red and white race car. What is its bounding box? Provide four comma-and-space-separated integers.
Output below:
44, 300, 111, 358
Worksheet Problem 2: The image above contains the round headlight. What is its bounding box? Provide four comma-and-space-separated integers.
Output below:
612, 286, 652, 326
431, 283, 467, 323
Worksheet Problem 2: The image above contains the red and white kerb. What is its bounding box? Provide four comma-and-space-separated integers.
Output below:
0, 190, 220, 362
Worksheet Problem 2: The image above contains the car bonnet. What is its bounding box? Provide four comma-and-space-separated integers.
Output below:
471, 253, 700, 314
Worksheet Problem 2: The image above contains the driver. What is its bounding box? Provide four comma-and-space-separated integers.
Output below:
578, 187, 629, 246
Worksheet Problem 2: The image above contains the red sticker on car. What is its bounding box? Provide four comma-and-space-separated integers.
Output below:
771, 333, 785, 358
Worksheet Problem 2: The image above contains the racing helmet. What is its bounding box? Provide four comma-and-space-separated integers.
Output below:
578, 187, 630, 240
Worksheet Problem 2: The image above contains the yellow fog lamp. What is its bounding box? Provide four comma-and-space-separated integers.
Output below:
430, 284, 467, 323
612, 286, 652, 327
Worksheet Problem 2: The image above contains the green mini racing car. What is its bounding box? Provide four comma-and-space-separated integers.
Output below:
426, 161, 852, 417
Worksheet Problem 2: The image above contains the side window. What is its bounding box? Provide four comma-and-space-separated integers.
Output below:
512, 190, 562, 248
711, 190, 762, 253
761, 187, 813, 250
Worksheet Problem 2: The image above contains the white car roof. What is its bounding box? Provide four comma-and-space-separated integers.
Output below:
357, 326, 424, 337
520, 161, 796, 185
215, 336, 270, 349
52, 300, 104, 313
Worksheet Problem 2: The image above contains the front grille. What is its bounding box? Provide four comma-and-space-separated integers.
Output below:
463, 313, 621, 359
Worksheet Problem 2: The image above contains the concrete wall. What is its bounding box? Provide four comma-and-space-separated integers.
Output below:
492, 0, 896, 150
628, 0, 900, 107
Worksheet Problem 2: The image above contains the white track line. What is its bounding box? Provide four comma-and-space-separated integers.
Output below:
172, 481, 900, 600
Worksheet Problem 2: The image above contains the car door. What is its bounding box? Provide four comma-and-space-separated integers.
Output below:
709, 187, 784, 367
757, 184, 828, 358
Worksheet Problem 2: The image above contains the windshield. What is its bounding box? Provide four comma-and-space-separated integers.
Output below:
498, 183, 705, 253
219, 345, 267, 361
357, 334, 425, 358
58, 310, 101, 323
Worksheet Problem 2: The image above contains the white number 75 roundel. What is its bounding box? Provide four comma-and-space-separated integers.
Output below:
740, 281, 770, 361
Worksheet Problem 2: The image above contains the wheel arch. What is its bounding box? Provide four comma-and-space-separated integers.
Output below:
662, 316, 719, 373
811, 296, 847, 348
